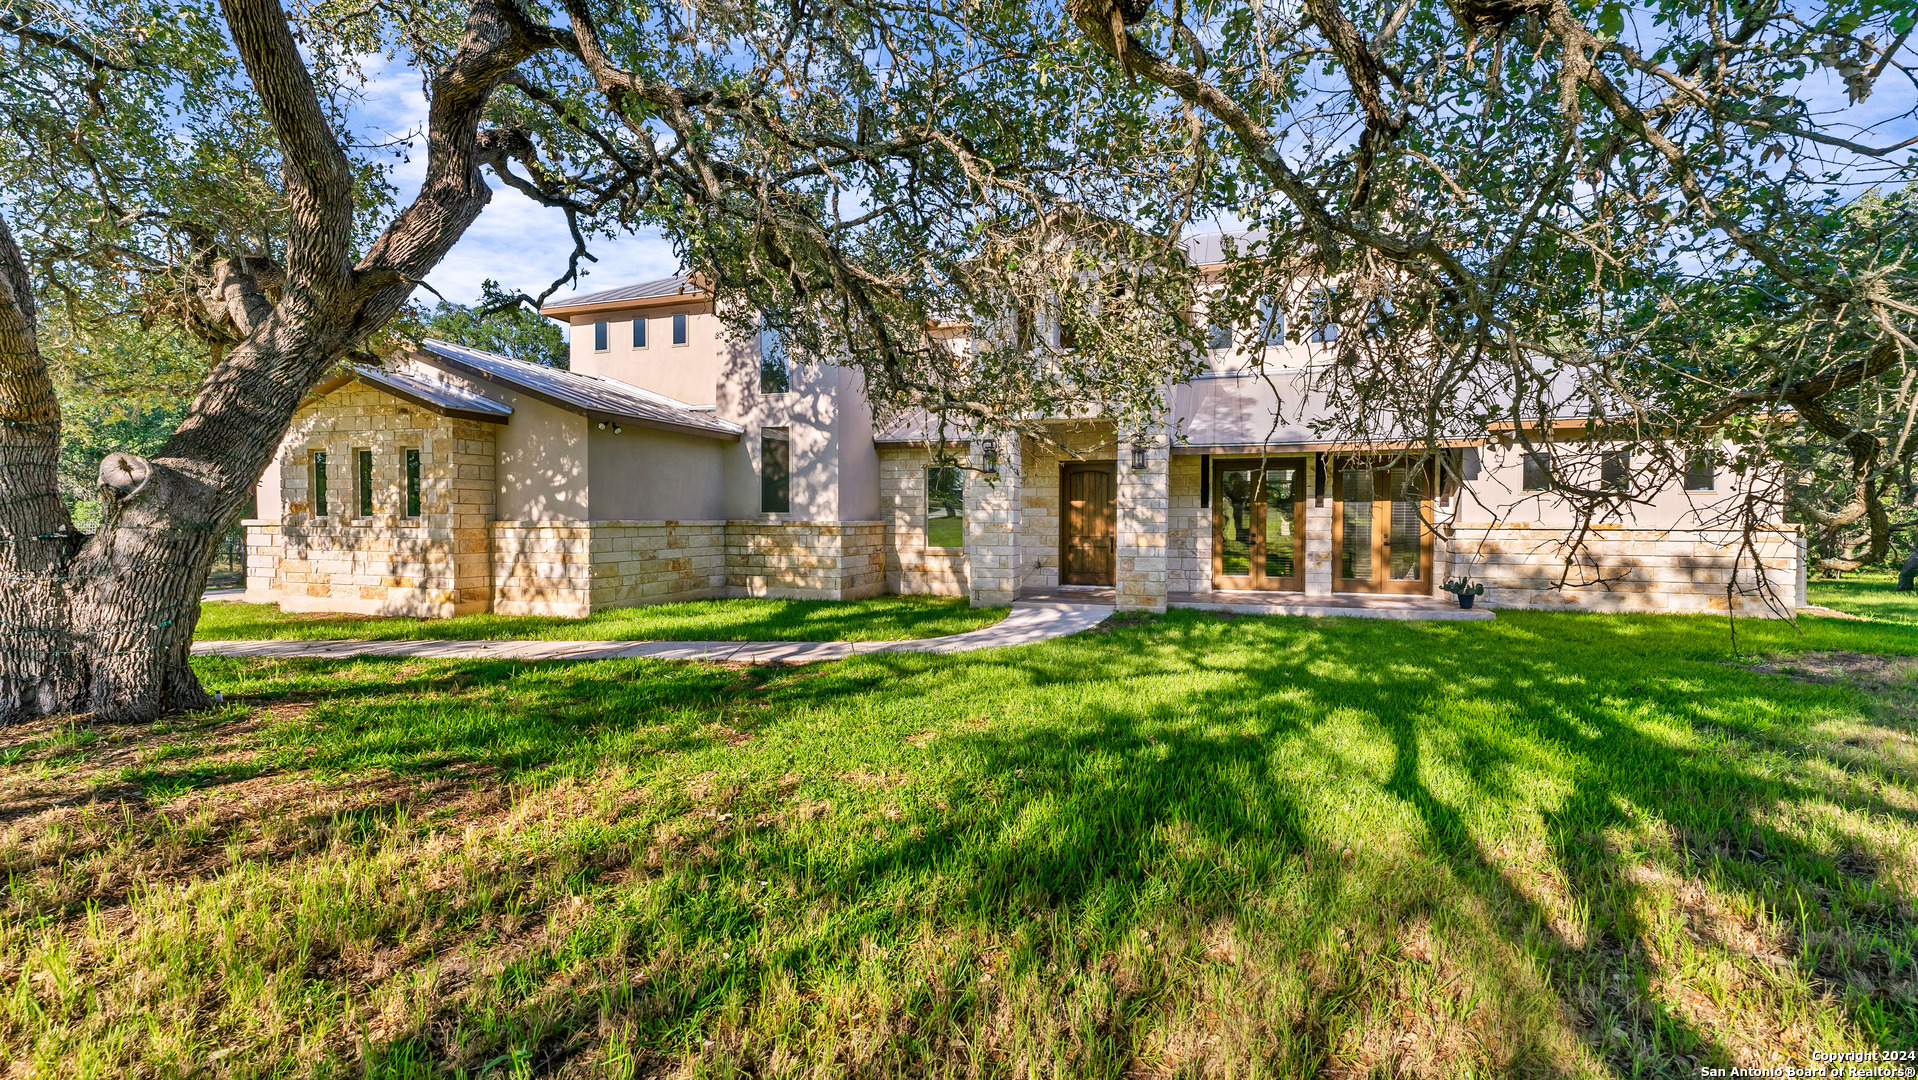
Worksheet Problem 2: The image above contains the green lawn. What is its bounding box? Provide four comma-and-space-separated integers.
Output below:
6, 608, 1918, 1076
1809, 571, 1916, 626
195, 594, 1006, 642
926, 512, 964, 549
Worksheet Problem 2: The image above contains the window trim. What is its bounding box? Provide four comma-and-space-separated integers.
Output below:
592, 320, 609, 352
760, 426, 791, 514
356, 448, 374, 517
925, 465, 965, 550
405, 448, 422, 518
311, 450, 329, 518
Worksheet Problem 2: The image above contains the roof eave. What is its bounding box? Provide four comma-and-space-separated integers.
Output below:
539, 290, 712, 319
420, 348, 740, 441
306, 368, 511, 425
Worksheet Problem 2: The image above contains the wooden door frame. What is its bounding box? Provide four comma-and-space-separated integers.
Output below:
1331, 457, 1436, 595
1059, 462, 1116, 586
1209, 456, 1307, 592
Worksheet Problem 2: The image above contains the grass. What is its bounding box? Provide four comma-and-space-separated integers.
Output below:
6, 606, 1918, 1076
926, 513, 964, 550
1809, 571, 1915, 626
194, 594, 1007, 642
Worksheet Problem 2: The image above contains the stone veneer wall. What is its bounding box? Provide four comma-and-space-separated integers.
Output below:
490, 520, 727, 617
1017, 426, 1115, 592
1443, 525, 1803, 615
247, 384, 496, 617
878, 447, 968, 595
963, 434, 1023, 606
1116, 432, 1170, 611
1167, 454, 1209, 595
727, 521, 886, 601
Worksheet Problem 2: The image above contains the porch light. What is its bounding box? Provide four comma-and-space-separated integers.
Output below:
981, 438, 998, 473
1131, 442, 1148, 469
612, 425, 623, 435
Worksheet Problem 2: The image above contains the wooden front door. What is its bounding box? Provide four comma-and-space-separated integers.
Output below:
1332, 459, 1435, 594
1060, 463, 1116, 585
1211, 458, 1307, 591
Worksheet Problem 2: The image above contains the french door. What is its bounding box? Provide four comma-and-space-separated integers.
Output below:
1211, 458, 1306, 591
1332, 459, 1434, 594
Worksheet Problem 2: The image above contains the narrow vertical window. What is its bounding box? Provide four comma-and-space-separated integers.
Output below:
593, 320, 609, 351
632, 317, 647, 348
312, 451, 328, 517
1259, 295, 1286, 345
1684, 453, 1715, 491
1206, 315, 1233, 351
405, 448, 421, 517
1601, 450, 1630, 493
926, 466, 964, 548
1308, 288, 1341, 343
357, 449, 374, 516
759, 322, 790, 393
672, 312, 688, 345
1522, 451, 1552, 492
760, 427, 790, 513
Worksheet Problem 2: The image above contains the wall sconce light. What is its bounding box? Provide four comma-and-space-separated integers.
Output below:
612, 425, 623, 435
597, 422, 607, 430
1131, 441, 1148, 469
981, 437, 998, 473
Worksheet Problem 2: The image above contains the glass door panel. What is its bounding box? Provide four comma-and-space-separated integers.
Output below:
1388, 466, 1425, 581
1212, 459, 1305, 591
1339, 468, 1373, 581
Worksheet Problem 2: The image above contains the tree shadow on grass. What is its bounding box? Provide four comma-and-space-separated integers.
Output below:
28, 608, 1917, 1076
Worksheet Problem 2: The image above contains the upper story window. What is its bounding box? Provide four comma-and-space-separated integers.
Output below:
759, 322, 791, 394
1205, 315, 1233, 351
760, 427, 790, 513
1522, 450, 1552, 492
593, 320, 609, 351
1308, 288, 1341, 344
1684, 453, 1715, 491
1601, 450, 1630, 494
1258, 296, 1286, 346
672, 312, 688, 346
632, 317, 647, 348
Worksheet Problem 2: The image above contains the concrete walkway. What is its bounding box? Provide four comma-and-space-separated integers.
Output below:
190, 598, 1116, 665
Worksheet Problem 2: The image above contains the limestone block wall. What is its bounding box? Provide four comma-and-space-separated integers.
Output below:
248, 384, 496, 617
1018, 425, 1114, 592
1302, 464, 1334, 597
878, 447, 968, 595
1117, 433, 1170, 612
727, 521, 886, 601
964, 433, 1024, 607
490, 520, 727, 617
1168, 454, 1209, 594
1442, 525, 1803, 615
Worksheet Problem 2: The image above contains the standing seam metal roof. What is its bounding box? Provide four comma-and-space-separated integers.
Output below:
417, 339, 743, 440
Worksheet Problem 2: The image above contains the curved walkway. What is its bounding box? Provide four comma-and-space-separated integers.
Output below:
191, 598, 1116, 665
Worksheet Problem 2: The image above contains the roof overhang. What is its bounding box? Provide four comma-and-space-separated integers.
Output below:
418, 348, 741, 441
307, 367, 513, 425
1175, 438, 1481, 455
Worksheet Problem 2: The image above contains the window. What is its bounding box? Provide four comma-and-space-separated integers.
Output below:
405, 448, 421, 517
311, 450, 328, 517
1521, 451, 1552, 492
1601, 450, 1630, 494
1684, 453, 1715, 491
593, 320, 609, 351
760, 427, 790, 513
672, 312, 688, 345
357, 448, 374, 517
1308, 288, 1341, 343
759, 323, 791, 393
1259, 296, 1286, 346
1206, 316, 1233, 351
926, 466, 964, 548
632, 317, 647, 348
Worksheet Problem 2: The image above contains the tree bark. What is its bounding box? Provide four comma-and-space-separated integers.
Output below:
0, 0, 557, 723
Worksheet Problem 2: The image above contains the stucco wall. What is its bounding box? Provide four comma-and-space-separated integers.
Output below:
567, 299, 724, 406
585, 425, 729, 521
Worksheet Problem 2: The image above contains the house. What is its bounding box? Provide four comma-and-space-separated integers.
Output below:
242, 238, 1806, 619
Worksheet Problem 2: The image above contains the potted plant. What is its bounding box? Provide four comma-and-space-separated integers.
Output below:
1442, 576, 1486, 609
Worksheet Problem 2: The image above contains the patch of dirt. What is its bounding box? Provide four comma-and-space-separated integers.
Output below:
1744, 651, 1918, 689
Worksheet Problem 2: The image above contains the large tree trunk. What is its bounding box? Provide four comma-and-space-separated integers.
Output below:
0, 0, 553, 723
